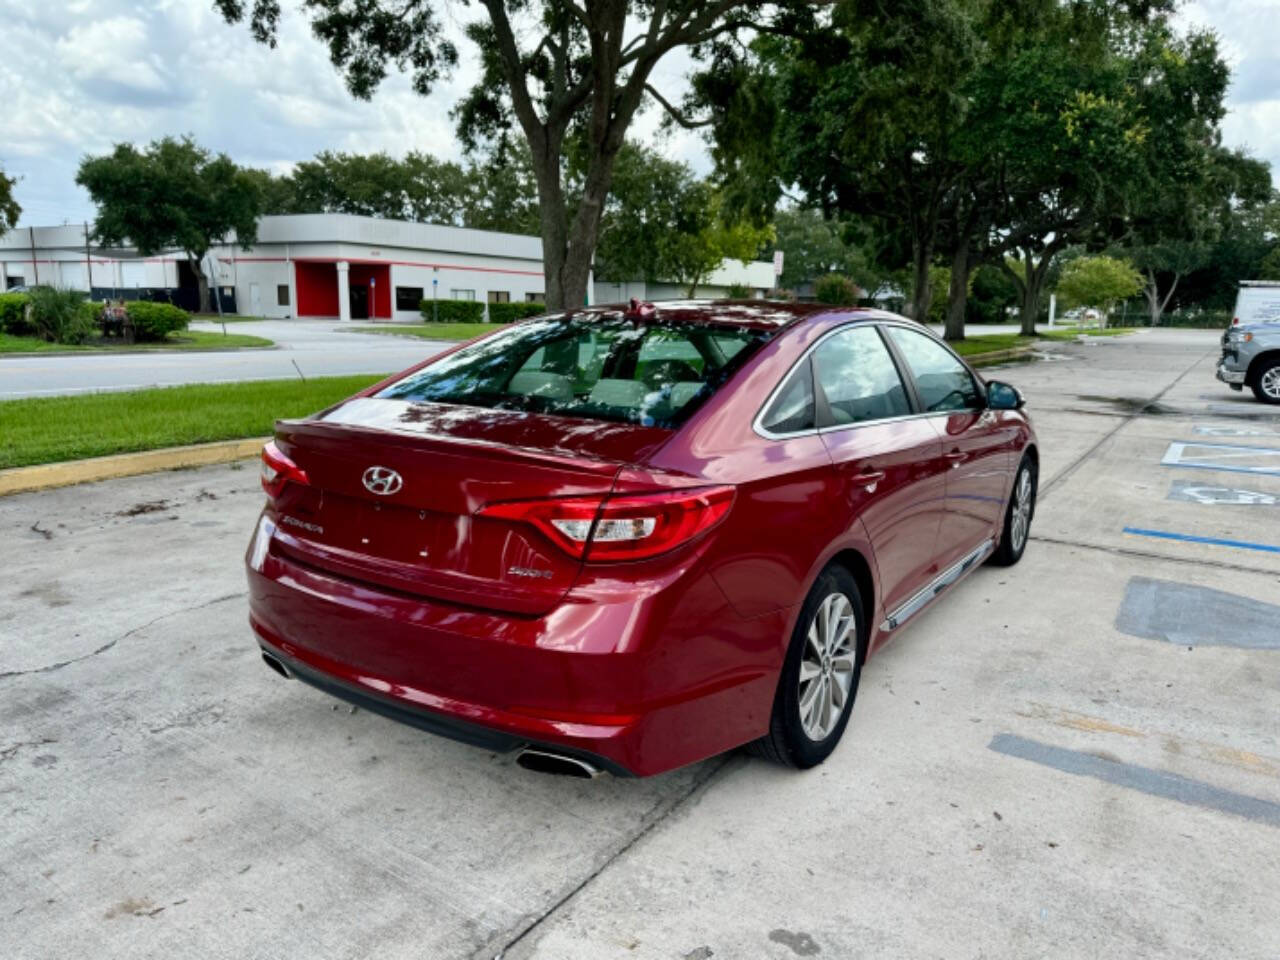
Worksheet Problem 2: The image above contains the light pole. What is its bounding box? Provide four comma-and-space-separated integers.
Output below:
432, 271, 438, 324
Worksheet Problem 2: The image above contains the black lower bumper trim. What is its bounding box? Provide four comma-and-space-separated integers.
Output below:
258, 643, 633, 777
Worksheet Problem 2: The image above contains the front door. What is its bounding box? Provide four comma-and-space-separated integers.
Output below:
349, 283, 369, 320
249, 283, 262, 316
883, 325, 1014, 569
813, 325, 949, 616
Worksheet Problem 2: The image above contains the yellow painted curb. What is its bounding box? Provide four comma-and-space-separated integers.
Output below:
0, 437, 270, 497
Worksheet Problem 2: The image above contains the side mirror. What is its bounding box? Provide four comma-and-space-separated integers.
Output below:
987, 380, 1024, 410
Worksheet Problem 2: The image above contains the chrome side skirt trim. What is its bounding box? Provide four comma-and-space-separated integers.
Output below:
879, 538, 994, 632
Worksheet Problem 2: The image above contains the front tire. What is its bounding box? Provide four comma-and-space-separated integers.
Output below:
1250, 358, 1280, 405
748, 565, 865, 769
990, 454, 1036, 567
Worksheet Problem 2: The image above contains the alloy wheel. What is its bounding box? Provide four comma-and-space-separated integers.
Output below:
1262, 366, 1280, 400
1010, 466, 1033, 552
798, 592, 857, 741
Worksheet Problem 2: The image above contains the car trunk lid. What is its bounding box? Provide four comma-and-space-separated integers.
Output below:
266, 397, 672, 615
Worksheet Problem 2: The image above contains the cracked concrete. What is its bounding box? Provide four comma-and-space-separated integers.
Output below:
3, 328, 1278, 959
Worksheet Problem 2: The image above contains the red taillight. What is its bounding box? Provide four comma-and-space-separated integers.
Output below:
260, 441, 309, 499
478, 486, 735, 562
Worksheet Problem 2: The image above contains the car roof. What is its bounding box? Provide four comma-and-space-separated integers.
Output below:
577, 298, 849, 331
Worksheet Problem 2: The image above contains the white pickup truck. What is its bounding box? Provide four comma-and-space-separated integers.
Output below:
1231, 281, 1280, 328
1219, 281, 1280, 403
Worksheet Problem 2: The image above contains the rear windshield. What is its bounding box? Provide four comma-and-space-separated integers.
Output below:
376, 314, 773, 428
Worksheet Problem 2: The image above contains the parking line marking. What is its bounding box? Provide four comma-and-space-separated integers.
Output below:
1161, 441, 1280, 476
1121, 527, 1280, 554
988, 734, 1280, 828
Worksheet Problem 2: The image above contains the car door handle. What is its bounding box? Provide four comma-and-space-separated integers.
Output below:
945, 450, 968, 468
846, 469, 885, 492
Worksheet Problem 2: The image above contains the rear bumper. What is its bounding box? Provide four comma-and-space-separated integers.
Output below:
256, 637, 633, 776
247, 532, 783, 777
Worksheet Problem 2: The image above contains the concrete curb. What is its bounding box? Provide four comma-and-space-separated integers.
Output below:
967, 345, 1038, 368
0, 437, 269, 497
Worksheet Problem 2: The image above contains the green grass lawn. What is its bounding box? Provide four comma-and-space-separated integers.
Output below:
350, 322, 508, 341
947, 327, 1139, 356
949, 333, 1034, 356
0, 329, 274, 354
1039, 325, 1139, 339
0, 374, 385, 470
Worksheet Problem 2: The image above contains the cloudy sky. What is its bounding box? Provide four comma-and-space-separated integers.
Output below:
2, 0, 1277, 228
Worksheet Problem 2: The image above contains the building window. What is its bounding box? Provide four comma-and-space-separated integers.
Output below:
396, 286, 424, 310
487, 290, 510, 303
526, 292, 544, 303
450, 289, 475, 301
277, 284, 290, 306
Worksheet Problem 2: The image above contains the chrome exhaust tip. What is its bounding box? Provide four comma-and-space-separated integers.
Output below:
515, 748, 602, 779
261, 650, 292, 679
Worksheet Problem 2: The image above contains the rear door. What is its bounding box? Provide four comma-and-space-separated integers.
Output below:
883, 325, 1016, 568
812, 324, 948, 615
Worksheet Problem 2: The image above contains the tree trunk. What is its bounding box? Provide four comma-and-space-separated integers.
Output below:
190, 253, 211, 313
1144, 269, 1161, 327
943, 243, 970, 342
908, 239, 932, 322
1018, 259, 1050, 337
525, 121, 622, 313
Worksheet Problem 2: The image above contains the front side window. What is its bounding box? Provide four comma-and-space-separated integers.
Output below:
886, 326, 982, 412
377, 315, 772, 428
813, 326, 911, 426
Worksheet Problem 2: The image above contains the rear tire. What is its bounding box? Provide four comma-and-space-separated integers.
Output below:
989, 454, 1036, 567
1250, 358, 1280, 404
747, 565, 865, 769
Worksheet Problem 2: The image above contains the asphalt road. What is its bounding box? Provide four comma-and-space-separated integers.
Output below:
3, 328, 1278, 959
0, 320, 449, 399
1, 317, 1039, 400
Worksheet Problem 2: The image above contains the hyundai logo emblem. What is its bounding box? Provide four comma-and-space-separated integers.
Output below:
362, 466, 403, 496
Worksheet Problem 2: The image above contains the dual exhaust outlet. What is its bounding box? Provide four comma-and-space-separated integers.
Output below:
260, 651, 602, 779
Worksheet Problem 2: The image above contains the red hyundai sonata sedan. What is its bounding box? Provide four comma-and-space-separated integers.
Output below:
247, 301, 1037, 777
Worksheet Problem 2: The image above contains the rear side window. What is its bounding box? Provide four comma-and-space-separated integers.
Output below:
886, 326, 982, 412
813, 326, 911, 425
377, 314, 772, 428
759, 363, 816, 434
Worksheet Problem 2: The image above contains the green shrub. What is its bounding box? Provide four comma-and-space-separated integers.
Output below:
126, 301, 190, 341
27, 286, 96, 344
1159, 309, 1231, 329
419, 298, 485, 323
0, 292, 32, 335
815, 273, 860, 306
724, 282, 753, 299
765, 287, 796, 301
487, 301, 545, 324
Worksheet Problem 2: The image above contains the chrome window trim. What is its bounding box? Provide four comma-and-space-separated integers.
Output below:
752, 318, 976, 441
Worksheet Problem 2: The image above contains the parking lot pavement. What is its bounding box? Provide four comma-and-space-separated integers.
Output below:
0, 319, 449, 399
3, 327, 1278, 959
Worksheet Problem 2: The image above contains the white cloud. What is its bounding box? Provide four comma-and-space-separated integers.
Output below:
1179, 0, 1280, 179
5, 1, 1266, 231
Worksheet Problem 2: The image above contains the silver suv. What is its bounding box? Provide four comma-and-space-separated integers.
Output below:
1218, 323, 1280, 404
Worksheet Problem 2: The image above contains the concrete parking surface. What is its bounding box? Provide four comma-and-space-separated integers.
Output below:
3, 328, 1278, 959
